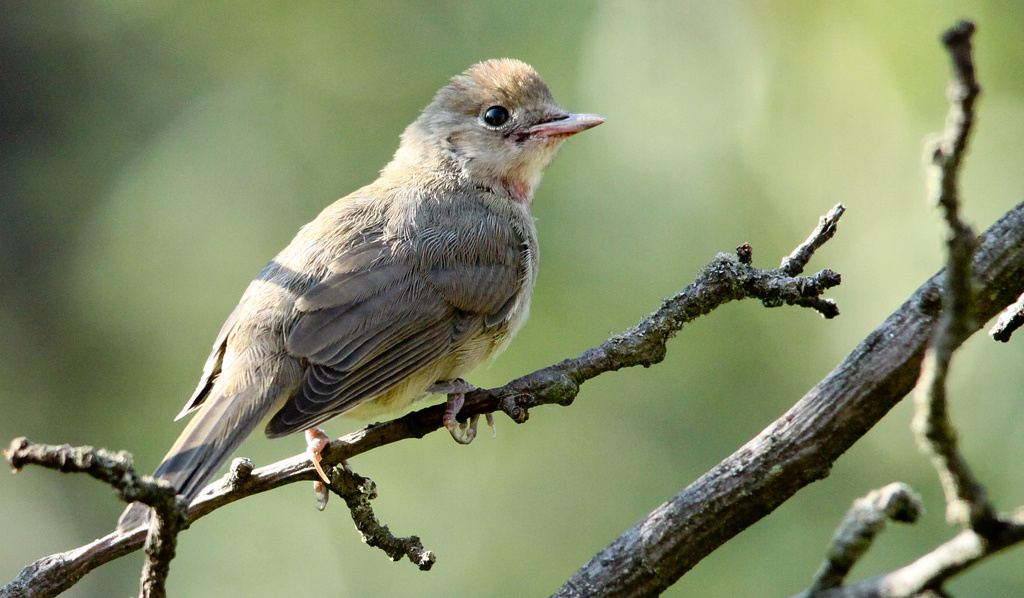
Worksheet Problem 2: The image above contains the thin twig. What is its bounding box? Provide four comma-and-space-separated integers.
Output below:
910, 19, 999, 535
5, 438, 164, 506
803, 483, 922, 596
328, 466, 436, 570
800, 514, 1024, 598
988, 291, 1024, 341
780, 204, 847, 277
138, 502, 185, 598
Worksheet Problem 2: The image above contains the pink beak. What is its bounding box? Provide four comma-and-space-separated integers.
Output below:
526, 113, 605, 140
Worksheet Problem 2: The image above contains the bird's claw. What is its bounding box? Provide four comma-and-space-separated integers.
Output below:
313, 480, 329, 511
444, 392, 479, 444
438, 379, 502, 443
304, 427, 332, 485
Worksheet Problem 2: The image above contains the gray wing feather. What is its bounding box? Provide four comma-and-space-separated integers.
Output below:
288, 276, 442, 367
428, 263, 520, 315
271, 211, 527, 436
295, 261, 407, 312
267, 318, 457, 436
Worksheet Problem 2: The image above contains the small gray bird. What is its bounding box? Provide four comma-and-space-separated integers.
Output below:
119, 58, 603, 530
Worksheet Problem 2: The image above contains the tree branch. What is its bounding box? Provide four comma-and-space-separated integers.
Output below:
779, 204, 846, 277
551, 200, 1024, 596
326, 464, 436, 570
791, 20, 1024, 598
2, 206, 844, 598
3, 439, 187, 598
555, 21, 1024, 598
801, 514, 1024, 598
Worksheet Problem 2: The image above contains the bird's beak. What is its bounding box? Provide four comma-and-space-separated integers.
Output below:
525, 113, 605, 140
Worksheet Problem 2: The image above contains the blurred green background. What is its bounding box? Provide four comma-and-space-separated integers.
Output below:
3, 1, 1023, 596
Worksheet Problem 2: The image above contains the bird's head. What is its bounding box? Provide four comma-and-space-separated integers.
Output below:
392, 58, 604, 205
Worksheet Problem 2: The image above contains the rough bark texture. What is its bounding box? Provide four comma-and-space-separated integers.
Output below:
552, 200, 1024, 598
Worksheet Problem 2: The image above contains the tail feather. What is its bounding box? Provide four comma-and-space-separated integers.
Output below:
117, 386, 269, 532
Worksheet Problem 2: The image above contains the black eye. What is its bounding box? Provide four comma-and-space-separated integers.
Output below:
482, 106, 510, 127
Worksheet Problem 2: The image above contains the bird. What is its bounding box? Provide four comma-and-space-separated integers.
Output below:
118, 58, 603, 531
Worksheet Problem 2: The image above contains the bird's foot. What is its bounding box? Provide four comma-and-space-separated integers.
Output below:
432, 379, 499, 443
435, 379, 489, 444
443, 392, 478, 444
305, 427, 332, 484
305, 427, 334, 510
428, 378, 477, 396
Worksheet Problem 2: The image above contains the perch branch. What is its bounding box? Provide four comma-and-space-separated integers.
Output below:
3, 205, 845, 598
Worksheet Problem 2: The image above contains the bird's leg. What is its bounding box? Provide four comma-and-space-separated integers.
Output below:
429, 378, 483, 445
305, 427, 332, 484
427, 378, 478, 396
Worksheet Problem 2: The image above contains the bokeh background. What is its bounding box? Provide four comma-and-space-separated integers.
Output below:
3, 1, 1024, 596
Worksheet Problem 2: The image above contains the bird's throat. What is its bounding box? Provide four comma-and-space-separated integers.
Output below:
499, 177, 534, 206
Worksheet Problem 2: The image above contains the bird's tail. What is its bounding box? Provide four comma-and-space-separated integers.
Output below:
117, 385, 269, 532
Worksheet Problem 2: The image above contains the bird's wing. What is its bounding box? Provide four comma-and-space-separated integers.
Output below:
267, 229, 524, 437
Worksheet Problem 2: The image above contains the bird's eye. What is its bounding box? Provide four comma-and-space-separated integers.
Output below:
482, 106, 510, 127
